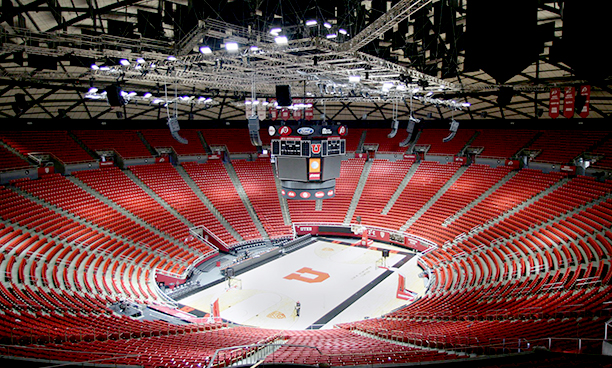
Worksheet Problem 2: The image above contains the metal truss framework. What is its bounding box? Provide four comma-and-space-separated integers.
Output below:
0, 0, 610, 121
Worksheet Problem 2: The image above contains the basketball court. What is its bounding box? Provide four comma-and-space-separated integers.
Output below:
180, 238, 427, 330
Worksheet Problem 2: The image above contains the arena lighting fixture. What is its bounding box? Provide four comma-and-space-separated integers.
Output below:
270, 27, 282, 35
152, 98, 164, 104
338, 28, 348, 35
274, 36, 288, 44
323, 22, 332, 29
250, 45, 259, 51
128, 91, 137, 97
136, 58, 145, 64
349, 75, 361, 83
326, 33, 338, 39
100, 66, 110, 71
426, 91, 434, 97
143, 92, 152, 98
87, 87, 98, 93
382, 82, 394, 91
225, 42, 239, 51
199, 46, 212, 54
306, 20, 317, 26
149, 63, 156, 69
167, 55, 177, 61
119, 59, 130, 66
90, 64, 99, 70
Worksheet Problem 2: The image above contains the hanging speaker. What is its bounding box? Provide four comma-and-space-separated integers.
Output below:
276, 85, 292, 107
105, 84, 125, 107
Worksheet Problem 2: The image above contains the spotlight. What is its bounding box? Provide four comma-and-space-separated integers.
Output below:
136, 58, 145, 64
149, 63, 156, 69
306, 20, 317, 26
100, 66, 110, 71
225, 42, 239, 51
152, 98, 164, 104
250, 45, 259, 51
274, 36, 288, 44
349, 75, 361, 83
167, 55, 177, 61
339, 29, 348, 35
382, 82, 393, 91
326, 33, 338, 39
90, 64, 99, 70
425, 91, 434, 97
87, 87, 98, 93
323, 22, 332, 29
128, 91, 137, 97
199, 46, 212, 54
143, 92, 152, 98
119, 59, 130, 66
270, 27, 282, 35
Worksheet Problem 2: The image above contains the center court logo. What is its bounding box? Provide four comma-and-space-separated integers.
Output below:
284, 267, 330, 283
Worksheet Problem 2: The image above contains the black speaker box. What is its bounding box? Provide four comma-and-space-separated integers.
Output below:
276, 85, 292, 107
105, 84, 125, 107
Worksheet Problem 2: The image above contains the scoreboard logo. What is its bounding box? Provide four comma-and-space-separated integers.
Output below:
268, 126, 276, 136
279, 126, 292, 136
338, 125, 347, 136
297, 126, 315, 136
311, 143, 321, 155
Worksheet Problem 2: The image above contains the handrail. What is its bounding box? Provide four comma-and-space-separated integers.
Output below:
207, 343, 322, 368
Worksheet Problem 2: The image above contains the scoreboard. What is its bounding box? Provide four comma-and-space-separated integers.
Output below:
269, 124, 347, 200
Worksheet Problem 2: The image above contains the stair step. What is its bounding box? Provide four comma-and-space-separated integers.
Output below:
344, 160, 373, 224
401, 166, 468, 231
382, 161, 420, 215
224, 160, 269, 239
174, 164, 244, 243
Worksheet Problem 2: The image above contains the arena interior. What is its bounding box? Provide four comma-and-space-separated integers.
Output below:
1, 1, 612, 367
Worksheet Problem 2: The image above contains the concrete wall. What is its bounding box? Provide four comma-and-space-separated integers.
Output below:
0, 168, 37, 184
